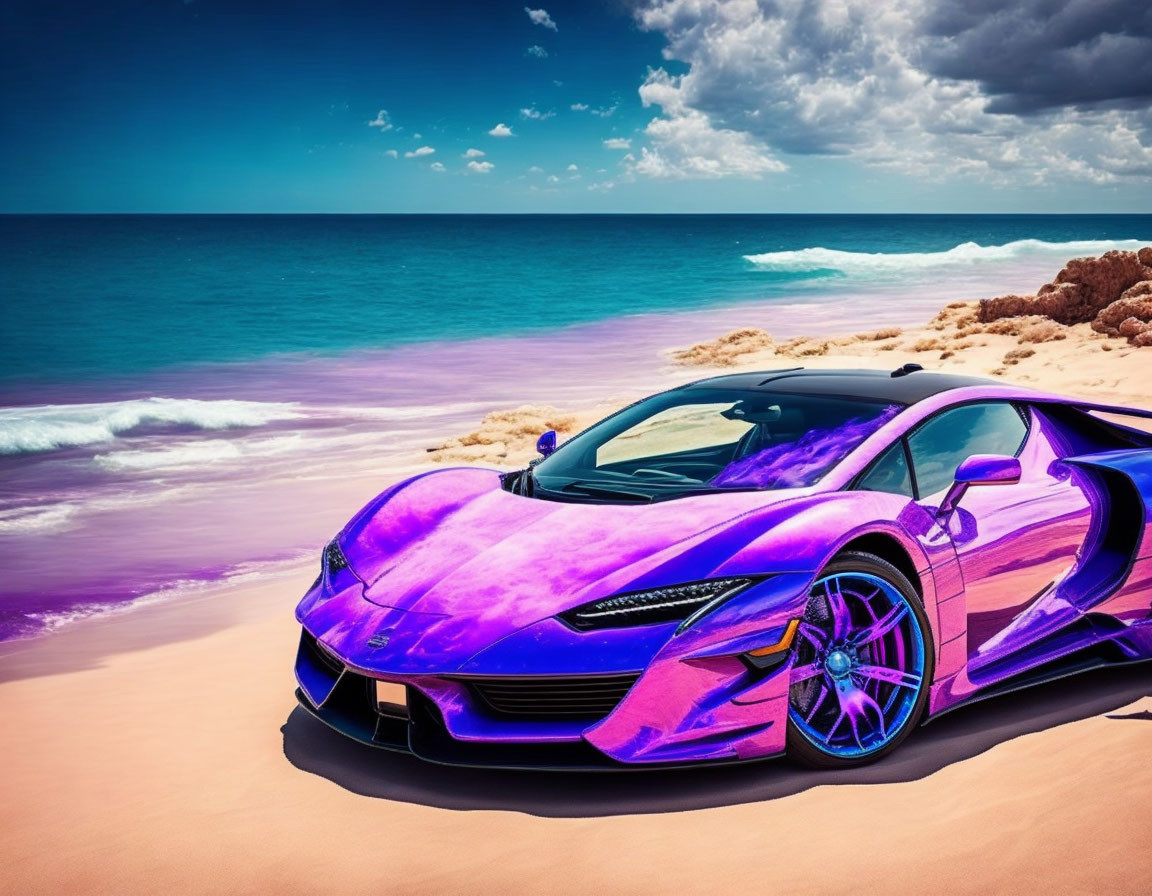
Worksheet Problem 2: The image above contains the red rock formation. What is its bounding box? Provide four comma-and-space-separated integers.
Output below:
1093, 290, 1152, 337
979, 249, 1152, 326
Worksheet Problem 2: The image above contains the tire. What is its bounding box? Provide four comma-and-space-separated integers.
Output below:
786, 551, 935, 769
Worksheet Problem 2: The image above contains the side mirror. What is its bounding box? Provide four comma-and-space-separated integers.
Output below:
938, 454, 1021, 516
535, 429, 558, 458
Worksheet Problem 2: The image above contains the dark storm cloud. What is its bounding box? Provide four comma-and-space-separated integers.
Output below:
921, 0, 1152, 114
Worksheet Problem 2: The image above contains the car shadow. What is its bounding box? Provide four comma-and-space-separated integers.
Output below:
281, 663, 1151, 818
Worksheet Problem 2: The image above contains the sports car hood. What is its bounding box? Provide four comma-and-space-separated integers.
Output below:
338, 467, 809, 626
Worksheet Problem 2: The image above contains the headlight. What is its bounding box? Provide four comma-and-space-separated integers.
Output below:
558, 577, 756, 631
323, 540, 349, 576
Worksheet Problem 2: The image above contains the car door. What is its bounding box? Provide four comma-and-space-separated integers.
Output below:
904, 401, 1093, 679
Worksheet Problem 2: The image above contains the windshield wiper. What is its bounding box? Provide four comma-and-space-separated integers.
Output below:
559, 482, 654, 503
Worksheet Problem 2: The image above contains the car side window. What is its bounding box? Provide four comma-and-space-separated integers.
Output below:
907, 402, 1028, 498
856, 441, 914, 497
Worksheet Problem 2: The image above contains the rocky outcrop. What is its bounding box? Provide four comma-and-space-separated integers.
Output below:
979, 249, 1152, 326
978, 247, 1152, 346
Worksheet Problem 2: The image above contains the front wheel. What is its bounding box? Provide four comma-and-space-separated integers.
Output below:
786, 551, 934, 769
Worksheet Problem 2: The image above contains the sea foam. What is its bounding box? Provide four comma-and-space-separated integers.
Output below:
743, 238, 1150, 274
0, 397, 304, 456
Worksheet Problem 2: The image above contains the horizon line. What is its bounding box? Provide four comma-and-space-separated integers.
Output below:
4, 211, 1152, 217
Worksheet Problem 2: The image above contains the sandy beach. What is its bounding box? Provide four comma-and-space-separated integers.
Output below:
3, 250, 1152, 895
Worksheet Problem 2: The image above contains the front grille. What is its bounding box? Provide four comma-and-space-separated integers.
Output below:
466, 673, 641, 720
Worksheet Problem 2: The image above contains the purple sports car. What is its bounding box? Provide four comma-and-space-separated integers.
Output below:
293, 367, 1152, 769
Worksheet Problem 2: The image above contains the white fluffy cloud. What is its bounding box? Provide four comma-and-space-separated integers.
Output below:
602, 137, 631, 150
467, 160, 495, 174
520, 107, 555, 121
404, 146, 435, 158
525, 8, 557, 31
571, 102, 616, 117
488, 123, 514, 137
633, 0, 1152, 183
526, 44, 549, 58
430, 161, 446, 172
462, 148, 485, 158
628, 103, 787, 179
383, 149, 398, 159
367, 109, 393, 131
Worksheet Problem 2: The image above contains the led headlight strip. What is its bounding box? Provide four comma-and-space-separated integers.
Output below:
559, 577, 757, 631
324, 540, 350, 575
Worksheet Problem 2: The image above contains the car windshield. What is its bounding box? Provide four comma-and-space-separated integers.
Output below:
532, 388, 903, 502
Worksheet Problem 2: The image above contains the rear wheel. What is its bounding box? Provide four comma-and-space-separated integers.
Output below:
786, 551, 934, 769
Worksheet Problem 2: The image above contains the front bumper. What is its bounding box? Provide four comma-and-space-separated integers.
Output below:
294, 628, 638, 768
293, 574, 813, 769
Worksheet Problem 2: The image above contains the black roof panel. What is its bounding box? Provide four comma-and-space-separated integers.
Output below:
681, 367, 997, 405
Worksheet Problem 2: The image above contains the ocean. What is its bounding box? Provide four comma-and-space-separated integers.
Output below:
1, 213, 1150, 640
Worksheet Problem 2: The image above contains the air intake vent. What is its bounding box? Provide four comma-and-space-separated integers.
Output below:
466, 673, 641, 720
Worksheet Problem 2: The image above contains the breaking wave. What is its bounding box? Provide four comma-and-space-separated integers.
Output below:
0, 397, 304, 456
743, 238, 1150, 275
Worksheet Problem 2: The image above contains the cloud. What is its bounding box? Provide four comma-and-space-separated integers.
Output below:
488, 123, 514, 137
404, 146, 435, 158
547, 174, 561, 183
527, 165, 545, 173
520, 107, 556, 121
462, 148, 486, 158
566, 163, 579, 171
602, 137, 632, 150
368, 110, 393, 131
633, 0, 1152, 183
430, 161, 446, 172
526, 45, 549, 58
525, 7, 557, 31
383, 149, 398, 159
467, 160, 495, 173
919, 0, 1152, 115
572, 102, 618, 117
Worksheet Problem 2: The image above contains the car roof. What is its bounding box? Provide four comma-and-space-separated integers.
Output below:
680, 366, 999, 405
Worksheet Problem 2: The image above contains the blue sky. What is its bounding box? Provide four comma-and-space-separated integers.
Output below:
2, 0, 1151, 212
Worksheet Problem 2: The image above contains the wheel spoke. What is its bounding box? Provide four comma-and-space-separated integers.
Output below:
855, 664, 922, 689
832, 679, 886, 742
797, 620, 829, 649
825, 577, 852, 641
849, 602, 908, 647
805, 682, 830, 724
823, 711, 845, 745
791, 662, 824, 683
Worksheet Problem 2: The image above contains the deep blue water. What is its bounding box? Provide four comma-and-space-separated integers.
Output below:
3, 214, 1150, 387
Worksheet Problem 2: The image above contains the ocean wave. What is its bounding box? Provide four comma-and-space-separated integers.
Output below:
92, 433, 308, 471
0, 397, 304, 456
14, 550, 316, 639
743, 238, 1150, 274
89, 428, 403, 473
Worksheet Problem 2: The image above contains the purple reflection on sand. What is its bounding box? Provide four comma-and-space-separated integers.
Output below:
712, 405, 902, 489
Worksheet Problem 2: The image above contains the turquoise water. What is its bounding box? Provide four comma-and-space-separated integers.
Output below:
3, 214, 1150, 386
0, 214, 1149, 641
